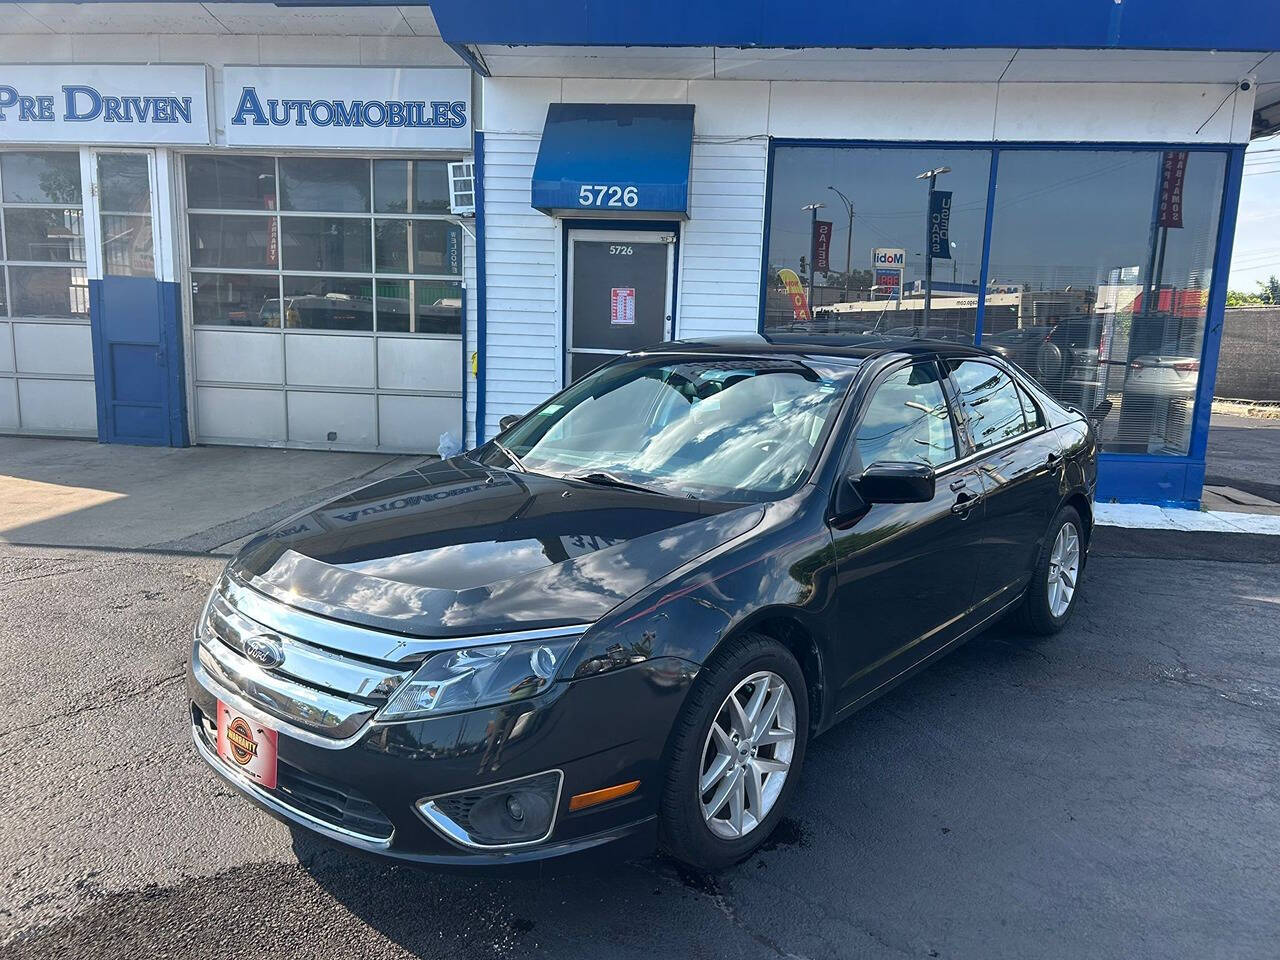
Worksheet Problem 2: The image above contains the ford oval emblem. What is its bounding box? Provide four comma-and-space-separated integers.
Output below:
243, 633, 285, 670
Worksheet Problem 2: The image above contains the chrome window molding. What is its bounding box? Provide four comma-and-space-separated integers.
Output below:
414, 770, 565, 851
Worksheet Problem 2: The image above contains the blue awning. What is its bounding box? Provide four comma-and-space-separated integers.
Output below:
531, 104, 694, 217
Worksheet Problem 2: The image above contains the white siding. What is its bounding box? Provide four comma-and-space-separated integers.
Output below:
676, 139, 769, 340
479, 133, 561, 440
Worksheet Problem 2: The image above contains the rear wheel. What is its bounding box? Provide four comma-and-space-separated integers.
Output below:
659, 633, 808, 871
1017, 505, 1084, 635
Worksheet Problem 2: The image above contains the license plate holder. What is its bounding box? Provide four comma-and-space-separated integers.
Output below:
215, 701, 278, 790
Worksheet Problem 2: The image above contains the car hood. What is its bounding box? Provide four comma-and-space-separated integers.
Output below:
229, 456, 765, 639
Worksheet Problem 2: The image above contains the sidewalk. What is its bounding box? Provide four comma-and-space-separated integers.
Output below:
0, 436, 425, 553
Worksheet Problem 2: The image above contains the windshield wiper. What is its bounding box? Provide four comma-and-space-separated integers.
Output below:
491, 439, 526, 472
570, 471, 668, 496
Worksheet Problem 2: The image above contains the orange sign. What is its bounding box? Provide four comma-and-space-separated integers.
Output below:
778, 268, 811, 323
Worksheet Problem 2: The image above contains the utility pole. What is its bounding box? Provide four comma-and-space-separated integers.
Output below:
828, 186, 853, 303
801, 202, 824, 312
915, 166, 950, 333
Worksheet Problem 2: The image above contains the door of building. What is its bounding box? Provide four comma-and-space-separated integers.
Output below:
565, 228, 675, 384
88, 149, 183, 445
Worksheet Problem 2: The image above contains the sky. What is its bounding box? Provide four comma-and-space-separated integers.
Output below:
1228, 133, 1280, 293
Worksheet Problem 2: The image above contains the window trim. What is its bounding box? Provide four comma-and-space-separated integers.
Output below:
943, 356, 1040, 453
841, 356, 964, 478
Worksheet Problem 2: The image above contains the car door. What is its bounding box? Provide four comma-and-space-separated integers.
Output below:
829, 358, 986, 713
945, 357, 1064, 613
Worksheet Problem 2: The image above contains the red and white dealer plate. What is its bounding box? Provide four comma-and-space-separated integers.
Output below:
215, 701, 278, 790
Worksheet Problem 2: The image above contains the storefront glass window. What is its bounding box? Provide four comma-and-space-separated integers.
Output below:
187, 154, 462, 335
0, 150, 88, 319
1, 151, 82, 204
188, 214, 275, 269
185, 155, 276, 210
985, 150, 1225, 456
373, 159, 451, 214
191, 273, 280, 327
279, 157, 371, 213
762, 144, 1229, 458
280, 216, 371, 273
764, 147, 992, 342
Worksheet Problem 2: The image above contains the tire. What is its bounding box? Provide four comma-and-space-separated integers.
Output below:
658, 633, 809, 871
1016, 505, 1085, 635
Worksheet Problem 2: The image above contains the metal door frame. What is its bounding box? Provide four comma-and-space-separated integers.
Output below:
564, 225, 676, 386
87, 147, 163, 282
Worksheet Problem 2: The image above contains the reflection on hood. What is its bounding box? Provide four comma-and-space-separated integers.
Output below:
230, 457, 765, 639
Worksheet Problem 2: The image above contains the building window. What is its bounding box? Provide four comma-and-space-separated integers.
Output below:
185, 155, 462, 334
763, 144, 1229, 457
763, 146, 992, 343
0, 151, 88, 319
985, 150, 1226, 456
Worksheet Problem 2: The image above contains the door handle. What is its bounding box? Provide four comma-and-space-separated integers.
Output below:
951, 491, 982, 515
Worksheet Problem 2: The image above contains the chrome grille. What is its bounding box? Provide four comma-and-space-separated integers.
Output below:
195, 575, 414, 742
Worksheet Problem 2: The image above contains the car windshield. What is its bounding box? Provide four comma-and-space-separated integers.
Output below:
482, 355, 859, 502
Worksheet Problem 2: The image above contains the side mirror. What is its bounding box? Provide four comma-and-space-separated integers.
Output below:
857, 461, 936, 505
498, 414, 520, 433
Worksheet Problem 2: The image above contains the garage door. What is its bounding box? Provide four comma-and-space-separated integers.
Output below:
0, 150, 97, 438
185, 154, 463, 452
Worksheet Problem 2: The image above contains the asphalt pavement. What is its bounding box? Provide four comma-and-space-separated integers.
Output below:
1, 528, 1277, 960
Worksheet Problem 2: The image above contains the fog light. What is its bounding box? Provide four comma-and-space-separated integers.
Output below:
416, 770, 562, 849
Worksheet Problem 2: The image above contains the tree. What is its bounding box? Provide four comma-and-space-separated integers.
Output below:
1259, 275, 1280, 305
1227, 289, 1263, 307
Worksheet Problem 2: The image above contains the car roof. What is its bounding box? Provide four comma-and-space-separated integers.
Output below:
631, 332, 997, 363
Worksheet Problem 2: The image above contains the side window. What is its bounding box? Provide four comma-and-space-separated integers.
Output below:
947, 360, 1030, 450
1015, 381, 1045, 429
853, 363, 957, 469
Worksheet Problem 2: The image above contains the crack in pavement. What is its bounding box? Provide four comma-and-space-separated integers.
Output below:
0, 671, 185, 747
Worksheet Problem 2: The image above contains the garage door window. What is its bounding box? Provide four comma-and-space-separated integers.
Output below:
186, 155, 462, 334
0, 151, 88, 319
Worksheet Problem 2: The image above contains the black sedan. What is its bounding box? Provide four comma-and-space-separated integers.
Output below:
188, 334, 1096, 872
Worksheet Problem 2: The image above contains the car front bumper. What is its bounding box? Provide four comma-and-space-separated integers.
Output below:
188, 652, 697, 872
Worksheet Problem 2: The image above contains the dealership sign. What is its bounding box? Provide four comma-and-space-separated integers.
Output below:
0, 65, 210, 144
224, 67, 471, 150
813, 220, 832, 272
928, 190, 952, 259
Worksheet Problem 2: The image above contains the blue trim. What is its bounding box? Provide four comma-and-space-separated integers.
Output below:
474, 130, 487, 447
973, 149, 999, 345
428, 0, 1280, 52
459, 282, 467, 447
445, 40, 490, 77
757, 137, 776, 334
160, 280, 190, 446
1095, 453, 1198, 509
772, 138, 1237, 152
1186, 144, 1247, 487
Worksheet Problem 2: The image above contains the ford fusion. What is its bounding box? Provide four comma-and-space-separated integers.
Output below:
189, 335, 1096, 871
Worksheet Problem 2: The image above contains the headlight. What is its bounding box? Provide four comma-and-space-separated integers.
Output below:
377, 637, 578, 721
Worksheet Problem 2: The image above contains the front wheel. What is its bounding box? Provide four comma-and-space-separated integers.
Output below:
1017, 505, 1085, 635
659, 633, 809, 871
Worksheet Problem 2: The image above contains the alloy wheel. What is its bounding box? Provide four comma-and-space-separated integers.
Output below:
698, 670, 796, 840
1047, 521, 1081, 618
